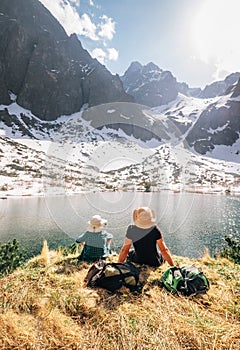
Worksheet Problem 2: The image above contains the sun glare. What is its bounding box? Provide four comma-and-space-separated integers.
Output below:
192, 0, 240, 78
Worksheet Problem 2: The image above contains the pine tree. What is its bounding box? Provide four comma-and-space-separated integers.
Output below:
0, 239, 26, 276
220, 236, 240, 264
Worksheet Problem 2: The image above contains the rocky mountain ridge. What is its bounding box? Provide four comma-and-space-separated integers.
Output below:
200, 72, 240, 98
121, 61, 178, 107
0, 0, 132, 121
121, 61, 240, 105
1, 82, 239, 160
121, 61, 240, 158
186, 81, 240, 155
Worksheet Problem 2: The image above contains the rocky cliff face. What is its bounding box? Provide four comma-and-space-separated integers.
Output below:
0, 0, 132, 121
121, 61, 178, 107
186, 80, 240, 155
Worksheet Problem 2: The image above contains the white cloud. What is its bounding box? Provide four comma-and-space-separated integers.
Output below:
39, 0, 98, 40
107, 48, 119, 61
91, 48, 107, 64
69, 0, 80, 6
98, 15, 116, 41
91, 47, 119, 64
39, 1, 119, 66
79, 13, 98, 40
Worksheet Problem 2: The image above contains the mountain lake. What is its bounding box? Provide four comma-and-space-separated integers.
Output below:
0, 191, 239, 259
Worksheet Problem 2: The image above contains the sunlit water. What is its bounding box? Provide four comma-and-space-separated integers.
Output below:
0, 192, 239, 259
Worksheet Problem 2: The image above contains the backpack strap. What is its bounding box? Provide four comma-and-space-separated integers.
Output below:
105, 262, 139, 288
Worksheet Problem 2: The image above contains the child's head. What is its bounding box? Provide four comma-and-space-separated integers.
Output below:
87, 215, 108, 232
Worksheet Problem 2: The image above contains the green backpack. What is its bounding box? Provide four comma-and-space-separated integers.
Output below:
161, 265, 210, 296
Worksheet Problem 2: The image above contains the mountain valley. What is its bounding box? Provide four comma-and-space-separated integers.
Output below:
0, 0, 239, 197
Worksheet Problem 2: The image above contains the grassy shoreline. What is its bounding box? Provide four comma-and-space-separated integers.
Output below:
0, 250, 239, 350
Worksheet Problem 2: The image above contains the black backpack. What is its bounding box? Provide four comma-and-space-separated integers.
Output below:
85, 261, 140, 292
161, 265, 210, 296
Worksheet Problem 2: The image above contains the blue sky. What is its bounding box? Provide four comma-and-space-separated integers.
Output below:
39, 0, 240, 88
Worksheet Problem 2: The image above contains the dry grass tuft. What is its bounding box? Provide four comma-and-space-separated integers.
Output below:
40, 240, 50, 266
0, 250, 239, 349
0, 311, 38, 350
202, 247, 211, 261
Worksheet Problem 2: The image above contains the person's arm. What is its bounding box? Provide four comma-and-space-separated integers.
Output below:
76, 232, 86, 244
157, 238, 175, 266
118, 237, 132, 263
106, 232, 113, 245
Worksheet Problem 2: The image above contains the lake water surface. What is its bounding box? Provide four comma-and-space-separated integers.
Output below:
0, 191, 239, 259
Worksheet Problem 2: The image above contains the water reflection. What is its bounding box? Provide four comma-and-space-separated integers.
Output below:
0, 192, 239, 258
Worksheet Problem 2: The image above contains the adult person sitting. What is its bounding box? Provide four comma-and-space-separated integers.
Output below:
118, 207, 174, 267
76, 215, 113, 263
